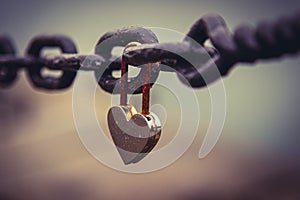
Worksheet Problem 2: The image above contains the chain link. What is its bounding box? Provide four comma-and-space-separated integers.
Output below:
0, 11, 299, 93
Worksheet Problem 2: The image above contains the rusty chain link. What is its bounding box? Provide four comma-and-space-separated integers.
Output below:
0, 11, 299, 93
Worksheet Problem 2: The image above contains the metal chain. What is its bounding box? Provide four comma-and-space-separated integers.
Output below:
0, 11, 299, 93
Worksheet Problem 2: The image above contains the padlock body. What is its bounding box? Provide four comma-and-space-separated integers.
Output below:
107, 105, 161, 164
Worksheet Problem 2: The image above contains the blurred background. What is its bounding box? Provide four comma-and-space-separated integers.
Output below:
1, 0, 300, 199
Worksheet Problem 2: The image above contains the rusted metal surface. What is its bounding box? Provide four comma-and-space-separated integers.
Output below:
0, 11, 299, 92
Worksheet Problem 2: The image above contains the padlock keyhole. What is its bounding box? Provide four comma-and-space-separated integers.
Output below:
145, 116, 151, 121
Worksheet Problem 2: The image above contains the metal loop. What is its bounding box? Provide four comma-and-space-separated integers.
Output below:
0, 35, 17, 87
178, 11, 300, 88
26, 35, 77, 90
94, 27, 160, 94
182, 15, 236, 84
0, 11, 299, 91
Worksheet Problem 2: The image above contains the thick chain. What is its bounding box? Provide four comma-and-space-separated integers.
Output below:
0, 11, 299, 93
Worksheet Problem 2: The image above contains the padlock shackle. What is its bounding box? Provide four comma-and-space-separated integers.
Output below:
120, 55, 128, 106
120, 42, 155, 115
141, 63, 150, 115
120, 42, 141, 106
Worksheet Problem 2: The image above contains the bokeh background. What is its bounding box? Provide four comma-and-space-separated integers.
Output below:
1, 0, 300, 199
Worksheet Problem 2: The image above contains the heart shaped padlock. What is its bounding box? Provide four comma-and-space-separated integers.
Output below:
107, 42, 161, 165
